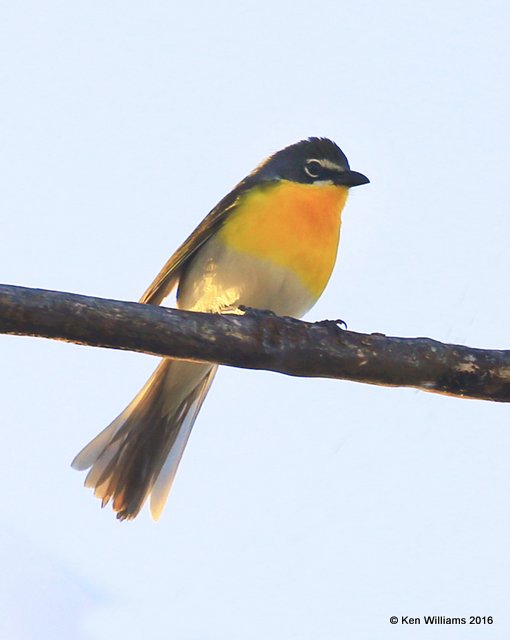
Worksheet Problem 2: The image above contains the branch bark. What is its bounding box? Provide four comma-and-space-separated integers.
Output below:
1, 283, 509, 402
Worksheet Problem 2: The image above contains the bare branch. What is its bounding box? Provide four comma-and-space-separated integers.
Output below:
1, 283, 509, 402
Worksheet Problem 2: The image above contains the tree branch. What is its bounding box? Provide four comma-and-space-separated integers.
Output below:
1, 283, 509, 402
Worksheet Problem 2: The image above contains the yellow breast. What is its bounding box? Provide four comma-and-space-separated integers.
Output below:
217, 180, 348, 298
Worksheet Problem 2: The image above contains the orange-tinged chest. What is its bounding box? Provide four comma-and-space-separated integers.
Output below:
216, 180, 348, 298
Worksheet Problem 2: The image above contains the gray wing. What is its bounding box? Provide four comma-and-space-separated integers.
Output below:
139, 184, 246, 305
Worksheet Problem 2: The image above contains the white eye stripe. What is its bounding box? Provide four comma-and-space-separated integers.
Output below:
321, 159, 344, 171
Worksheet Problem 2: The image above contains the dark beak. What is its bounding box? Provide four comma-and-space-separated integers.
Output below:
335, 170, 370, 188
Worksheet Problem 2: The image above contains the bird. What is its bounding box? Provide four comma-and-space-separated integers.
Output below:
71, 137, 369, 521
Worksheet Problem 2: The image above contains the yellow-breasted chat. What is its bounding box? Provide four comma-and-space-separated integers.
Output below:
72, 137, 369, 520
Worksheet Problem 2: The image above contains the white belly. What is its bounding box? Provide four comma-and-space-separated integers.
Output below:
175, 234, 317, 318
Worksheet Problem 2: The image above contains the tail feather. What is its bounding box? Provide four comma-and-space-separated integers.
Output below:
72, 359, 215, 520
150, 367, 216, 520
72, 367, 164, 472
72, 413, 125, 472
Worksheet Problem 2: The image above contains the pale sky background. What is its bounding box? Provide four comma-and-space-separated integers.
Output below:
1, 1, 510, 638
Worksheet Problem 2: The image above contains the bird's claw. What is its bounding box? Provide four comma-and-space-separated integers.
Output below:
315, 318, 348, 331
238, 306, 278, 318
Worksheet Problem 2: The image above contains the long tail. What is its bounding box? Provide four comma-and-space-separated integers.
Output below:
72, 359, 216, 520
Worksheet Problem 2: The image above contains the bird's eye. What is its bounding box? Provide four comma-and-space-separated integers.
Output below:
305, 159, 323, 179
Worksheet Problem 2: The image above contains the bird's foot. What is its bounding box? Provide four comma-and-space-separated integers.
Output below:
315, 318, 348, 331
238, 305, 278, 319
